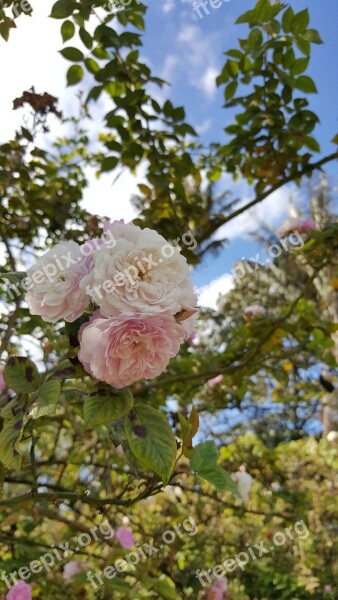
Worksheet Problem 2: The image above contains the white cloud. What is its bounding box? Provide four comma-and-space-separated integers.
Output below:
196, 118, 212, 134
0, 0, 138, 223
81, 164, 145, 222
175, 23, 221, 98
161, 54, 179, 82
162, 1, 175, 13
214, 177, 295, 241
200, 66, 218, 98
198, 273, 233, 310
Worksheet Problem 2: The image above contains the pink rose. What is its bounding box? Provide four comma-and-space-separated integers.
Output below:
25, 241, 91, 323
63, 561, 87, 581
116, 527, 134, 549
78, 311, 186, 388
296, 219, 317, 233
207, 374, 224, 386
6, 581, 32, 600
243, 305, 266, 320
324, 585, 333, 593
206, 577, 228, 599
187, 331, 196, 345
278, 218, 317, 238
80, 221, 197, 318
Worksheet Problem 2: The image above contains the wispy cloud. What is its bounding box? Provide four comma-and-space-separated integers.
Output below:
198, 273, 233, 310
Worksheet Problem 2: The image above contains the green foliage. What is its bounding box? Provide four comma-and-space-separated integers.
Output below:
30, 380, 61, 418
83, 388, 134, 430
191, 441, 240, 497
124, 404, 177, 485
0, 2, 337, 598
0, 414, 23, 469
216, 0, 323, 195
4, 356, 40, 393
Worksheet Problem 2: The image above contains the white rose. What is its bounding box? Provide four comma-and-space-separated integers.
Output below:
25, 240, 91, 323
80, 222, 197, 319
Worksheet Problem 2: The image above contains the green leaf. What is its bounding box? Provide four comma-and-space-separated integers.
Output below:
305, 136, 320, 152
67, 64, 84, 86
61, 20, 75, 42
225, 81, 238, 101
31, 380, 61, 419
190, 441, 240, 497
190, 440, 218, 472
60, 47, 84, 62
0, 415, 23, 470
124, 404, 177, 485
4, 357, 40, 394
236, 10, 255, 24
282, 6, 294, 33
303, 29, 323, 44
83, 389, 134, 430
291, 57, 309, 76
50, 0, 76, 19
0, 271, 27, 284
152, 579, 177, 600
296, 38, 310, 56
79, 27, 93, 49
198, 465, 240, 496
101, 156, 118, 171
291, 9, 309, 35
296, 76, 317, 94
85, 58, 100, 74
86, 85, 103, 103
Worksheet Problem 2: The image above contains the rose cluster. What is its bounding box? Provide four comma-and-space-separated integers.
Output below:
25, 221, 197, 388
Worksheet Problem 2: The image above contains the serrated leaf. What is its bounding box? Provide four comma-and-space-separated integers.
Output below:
83, 389, 134, 430
31, 380, 61, 418
4, 357, 40, 393
61, 20, 75, 42
67, 64, 84, 86
0, 415, 23, 470
124, 404, 177, 485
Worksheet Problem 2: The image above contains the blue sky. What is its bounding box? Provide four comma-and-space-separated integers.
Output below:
0, 0, 337, 308
140, 0, 338, 295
